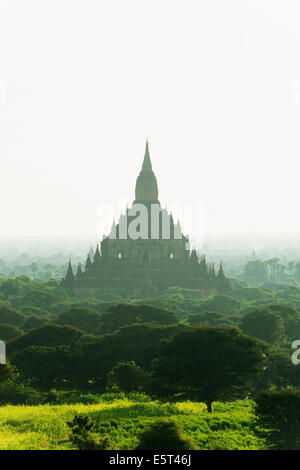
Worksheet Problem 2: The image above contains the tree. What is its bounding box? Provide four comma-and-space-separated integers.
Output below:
287, 261, 295, 278
151, 326, 266, 412
295, 262, 300, 282
240, 308, 284, 345
268, 304, 300, 341
108, 361, 149, 393
98, 303, 178, 334
9, 324, 85, 352
30, 263, 39, 273
22, 315, 47, 332
0, 304, 24, 327
188, 311, 233, 327
196, 295, 241, 315
254, 389, 300, 449
233, 287, 267, 301
243, 260, 267, 283
11, 345, 78, 390
0, 378, 42, 405
56, 307, 102, 334
21, 288, 65, 308
0, 324, 23, 341
10, 323, 183, 391
0, 360, 15, 386
0, 279, 24, 299
135, 419, 197, 450
21, 306, 49, 316
253, 345, 300, 392
265, 258, 280, 282
75, 323, 183, 389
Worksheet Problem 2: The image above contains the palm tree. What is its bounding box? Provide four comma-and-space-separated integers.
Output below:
295, 262, 300, 282
288, 261, 295, 279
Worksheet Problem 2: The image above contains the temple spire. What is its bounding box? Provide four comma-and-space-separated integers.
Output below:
217, 261, 225, 280
94, 244, 101, 264
89, 246, 95, 262
190, 249, 198, 264
76, 262, 82, 279
208, 263, 216, 280
85, 254, 92, 271
142, 140, 152, 171
62, 259, 75, 292
135, 140, 159, 203
66, 259, 74, 280
199, 255, 207, 275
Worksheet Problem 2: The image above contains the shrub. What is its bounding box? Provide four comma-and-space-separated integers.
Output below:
0, 380, 43, 405
67, 414, 111, 450
135, 419, 197, 450
254, 389, 300, 449
45, 389, 59, 403
108, 361, 150, 393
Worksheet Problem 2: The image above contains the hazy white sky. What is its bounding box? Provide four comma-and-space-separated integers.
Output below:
1, 0, 300, 238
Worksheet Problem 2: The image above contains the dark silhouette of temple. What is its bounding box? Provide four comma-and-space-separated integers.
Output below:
63, 142, 230, 297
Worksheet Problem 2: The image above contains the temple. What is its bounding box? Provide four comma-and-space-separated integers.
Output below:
62, 142, 230, 297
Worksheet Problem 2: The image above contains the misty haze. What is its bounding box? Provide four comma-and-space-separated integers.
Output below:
1, 0, 300, 455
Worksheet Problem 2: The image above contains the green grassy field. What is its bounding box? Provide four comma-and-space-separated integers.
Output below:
0, 397, 264, 450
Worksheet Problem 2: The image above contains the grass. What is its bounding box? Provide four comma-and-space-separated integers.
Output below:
0, 397, 263, 450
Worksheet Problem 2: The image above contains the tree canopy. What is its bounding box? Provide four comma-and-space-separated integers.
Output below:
98, 303, 179, 334
151, 326, 266, 412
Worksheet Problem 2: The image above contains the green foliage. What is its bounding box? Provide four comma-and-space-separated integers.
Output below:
196, 295, 241, 315
22, 315, 47, 332
0, 304, 24, 326
188, 311, 234, 327
135, 419, 197, 450
0, 379, 43, 405
0, 399, 261, 450
0, 360, 15, 385
233, 287, 270, 301
243, 260, 267, 283
254, 389, 300, 449
11, 345, 79, 390
95, 288, 127, 301
9, 323, 182, 391
240, 307, 284, 344
9, 324, 85, 352
21, 306, 49, 316
0, 324, 22, 341
99, 303, 178, 334
108, 362, 150, 393
45, 389, 59, 403
0, 279, 25, 299
67, 414, 111, 450
56, 307, 102, 334
268, 304, 300, 341
166, 287, 205, 300
259, 346, 300, 390
21, 288, 66, 308
151, 327, 266, 412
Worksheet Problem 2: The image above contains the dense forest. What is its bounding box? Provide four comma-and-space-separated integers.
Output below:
3, 246, 300, 284
1, 262, 300, 448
